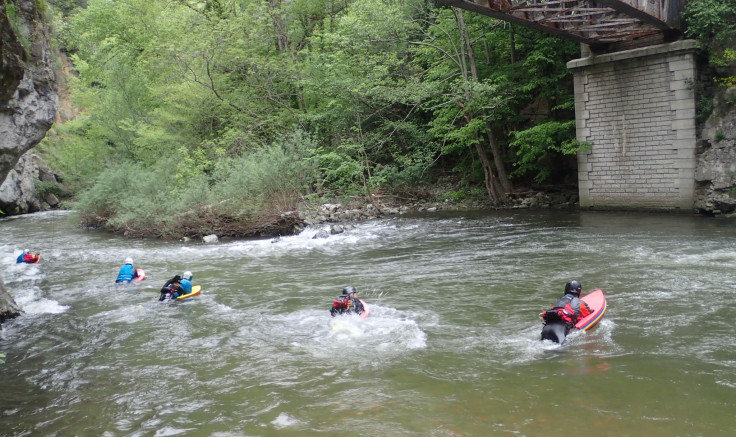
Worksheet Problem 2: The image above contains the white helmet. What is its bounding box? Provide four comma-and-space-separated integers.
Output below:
125, 257, 133, 264
182, 271, 193, 280
24, 248, 30, 253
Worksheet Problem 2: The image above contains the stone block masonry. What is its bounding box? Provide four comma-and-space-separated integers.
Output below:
567, 40, 698, 210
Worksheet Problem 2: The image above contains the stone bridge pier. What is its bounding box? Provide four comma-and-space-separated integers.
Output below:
568, 40, 698, 210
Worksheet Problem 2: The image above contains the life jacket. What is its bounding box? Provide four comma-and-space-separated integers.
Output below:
116, 264, 135, 282
333, 297, 352, 310
542, 294, 576, 325
179, 278, 193, 294
24, 253, 39, 263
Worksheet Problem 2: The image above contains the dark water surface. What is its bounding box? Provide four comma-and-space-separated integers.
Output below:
1, 210, 734, 436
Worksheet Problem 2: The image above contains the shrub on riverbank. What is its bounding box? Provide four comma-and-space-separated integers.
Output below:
74, 139, 319, 238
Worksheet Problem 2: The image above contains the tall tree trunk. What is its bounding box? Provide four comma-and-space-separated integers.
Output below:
268, 0, 288, 52
474, 141, 503, 202
486, 124, 513, 195
455, 8, 512, 203
509, 25, 516, 64
266, 0, 307, 112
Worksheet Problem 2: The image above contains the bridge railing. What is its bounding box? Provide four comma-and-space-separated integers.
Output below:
436, 0, 685, 51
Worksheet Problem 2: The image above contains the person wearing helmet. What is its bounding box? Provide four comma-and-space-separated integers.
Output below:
330, 286, 365, 317
159, 271, 193, 301
17, 249, 40, 264
540, 279, 593, 343
115, 257, 139, 283
159, 274, 181, 301
179, 271, 193, 295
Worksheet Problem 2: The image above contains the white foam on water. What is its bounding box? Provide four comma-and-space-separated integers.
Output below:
153, 426, 196, 436
18, 298, 69, 315
237, 304, 428, 371
271, 412, 301, 429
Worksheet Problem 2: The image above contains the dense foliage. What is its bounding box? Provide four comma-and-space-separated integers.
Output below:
40, 0, 582, 237
683, 0, 736, 117
684, 0, 736, 83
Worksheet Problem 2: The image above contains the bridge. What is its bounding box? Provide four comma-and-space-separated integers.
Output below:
435, 0, 685, 52
436, 1, 698, 210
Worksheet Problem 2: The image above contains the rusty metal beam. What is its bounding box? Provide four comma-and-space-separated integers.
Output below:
594, 0, 671, 30
433, 0, 683, 49
438, 0, 595, 44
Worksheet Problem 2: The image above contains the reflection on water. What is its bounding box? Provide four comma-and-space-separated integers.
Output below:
1, 210, 735, 435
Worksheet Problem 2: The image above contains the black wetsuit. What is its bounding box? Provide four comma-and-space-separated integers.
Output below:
540, 293, 587, 343
159, 275, 182, 301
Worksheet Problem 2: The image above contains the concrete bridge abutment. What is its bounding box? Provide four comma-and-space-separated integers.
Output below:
568, 40, 698, 210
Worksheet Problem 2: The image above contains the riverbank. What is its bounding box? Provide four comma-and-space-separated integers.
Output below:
82, 185, 581, 241
53, 185, 581, 241
296, 187, 579, 232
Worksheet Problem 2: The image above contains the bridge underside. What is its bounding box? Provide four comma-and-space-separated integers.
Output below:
569, 40, 698, 210
435, 0, 684, 53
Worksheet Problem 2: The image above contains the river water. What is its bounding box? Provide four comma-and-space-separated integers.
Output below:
1, 209, 734, 436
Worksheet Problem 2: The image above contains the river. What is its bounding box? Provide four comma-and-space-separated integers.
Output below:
1, 209, 734, 436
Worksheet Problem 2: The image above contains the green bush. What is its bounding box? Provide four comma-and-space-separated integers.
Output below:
214, 130, 319, 214
73, 159, 186, 234
35, 180, 63, 197
371, 161, 432, 192
508, 120, 585, 183
444, 189, 467, 201
73, 131, 320, 237
684, 0, 736, 86
313, 143, 366, 195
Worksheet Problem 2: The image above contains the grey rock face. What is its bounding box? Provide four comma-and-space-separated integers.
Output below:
694, 87, 736, 215
0, 0, 58, 186
0, 277, 23, 326
0, 152, 64, 214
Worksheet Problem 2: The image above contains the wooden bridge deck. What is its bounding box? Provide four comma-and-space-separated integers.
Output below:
435, 0, 685, 52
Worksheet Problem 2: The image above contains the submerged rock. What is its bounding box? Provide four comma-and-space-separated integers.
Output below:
0, 277, 23, 326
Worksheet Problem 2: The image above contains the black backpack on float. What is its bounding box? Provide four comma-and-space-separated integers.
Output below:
543, 307, 573, 324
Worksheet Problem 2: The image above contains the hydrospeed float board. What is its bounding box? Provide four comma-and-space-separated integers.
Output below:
176, 285, 201, 300
575, 289, 606, 331
133, 269, 146, 282
358, 299, 370, 319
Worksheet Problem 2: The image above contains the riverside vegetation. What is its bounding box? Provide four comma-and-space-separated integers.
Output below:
31, 0, 736, 238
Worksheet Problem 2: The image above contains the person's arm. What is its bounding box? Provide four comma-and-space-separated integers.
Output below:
353, 298, 364, 313
580, 299, 593, 318
163, 275, 180, 287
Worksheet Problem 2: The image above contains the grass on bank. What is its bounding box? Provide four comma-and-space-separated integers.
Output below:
66, 131, 446, 238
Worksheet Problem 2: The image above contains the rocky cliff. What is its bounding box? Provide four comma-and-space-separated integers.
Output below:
0, 0, 58, 186
0, 152, 64, 214
694, 87, 736, 215
1, 0, 58, 324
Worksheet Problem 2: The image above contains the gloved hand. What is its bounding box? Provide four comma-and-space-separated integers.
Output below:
172, 292, 180, 298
